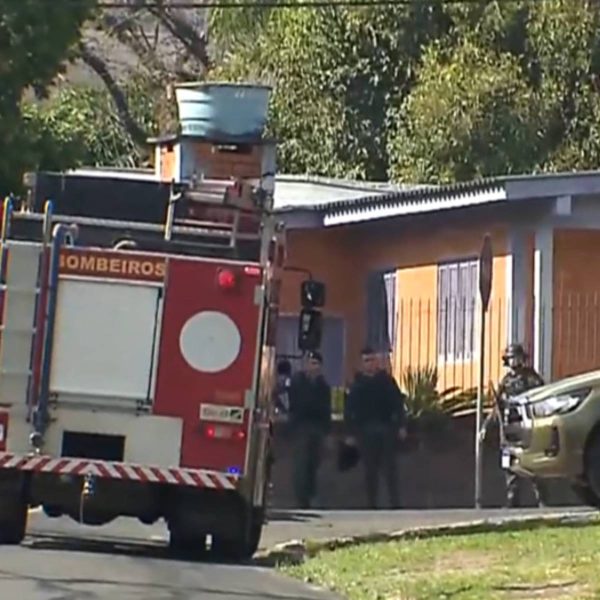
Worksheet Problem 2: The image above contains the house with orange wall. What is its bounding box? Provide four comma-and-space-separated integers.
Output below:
275, 172, 600, 393
48, 132, 600, 394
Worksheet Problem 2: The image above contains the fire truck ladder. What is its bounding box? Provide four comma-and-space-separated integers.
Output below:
0, 198, 72, 450
0, 198, 52, 414
164, 180, 247, 251
33, 219, 78, 445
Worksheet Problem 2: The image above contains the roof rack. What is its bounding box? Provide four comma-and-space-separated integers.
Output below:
16, 174, 271, 258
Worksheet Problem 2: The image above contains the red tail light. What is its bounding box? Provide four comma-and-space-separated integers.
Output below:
244, 266, 262, 278
0, 412, 8, 451
203, 424, 246, 441
216, 268, 237, 291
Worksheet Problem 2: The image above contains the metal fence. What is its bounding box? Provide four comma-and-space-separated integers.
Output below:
392, 293, 600, 393
393, 298, 507, 394
553, 292, 600, 379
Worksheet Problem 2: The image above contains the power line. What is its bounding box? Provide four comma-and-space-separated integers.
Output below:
95, 0, 545, 9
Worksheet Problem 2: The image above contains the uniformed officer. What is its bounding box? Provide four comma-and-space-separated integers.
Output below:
288, 351, 332, 509
495, 343, 547, 508
344, 347, 407, 509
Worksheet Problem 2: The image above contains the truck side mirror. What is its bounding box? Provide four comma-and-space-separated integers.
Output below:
298, 308, 322, 351
301, 279, 326, 308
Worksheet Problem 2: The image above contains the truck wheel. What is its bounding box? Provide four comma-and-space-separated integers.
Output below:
0, 500, 28, 544
168, 528, 207, 558
584, 433, 600, 506
572, 483, 600, 508
212, 507, 264, 561
247, 506, 264, 556
169, 531, 206, 559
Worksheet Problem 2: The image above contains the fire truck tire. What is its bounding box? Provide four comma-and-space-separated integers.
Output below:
247, 507, 264, 555
0, 501, 28, 545
168, 529, 208, 558
212, 506, 264, 561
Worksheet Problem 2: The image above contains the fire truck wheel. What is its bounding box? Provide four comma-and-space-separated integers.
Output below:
168, 529, 207, 558
212, 506, 264, 561
0, 500, 28, 545
248, 509, 264, 556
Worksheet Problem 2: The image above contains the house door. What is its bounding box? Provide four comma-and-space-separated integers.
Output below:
275, 315, 345, 386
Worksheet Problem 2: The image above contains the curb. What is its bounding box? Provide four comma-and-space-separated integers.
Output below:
256, 510, 598, 566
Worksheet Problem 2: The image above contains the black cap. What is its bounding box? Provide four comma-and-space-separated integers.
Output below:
503, 343, 527, 359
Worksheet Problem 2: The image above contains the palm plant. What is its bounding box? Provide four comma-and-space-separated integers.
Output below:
403, 366, 477, 414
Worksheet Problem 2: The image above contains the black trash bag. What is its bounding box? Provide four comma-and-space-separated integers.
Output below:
337, 440, 360, 472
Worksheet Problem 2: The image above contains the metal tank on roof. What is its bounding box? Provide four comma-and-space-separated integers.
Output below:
174, 82, 272, 142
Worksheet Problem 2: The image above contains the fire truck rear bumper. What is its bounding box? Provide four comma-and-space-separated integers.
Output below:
0, 452, 239, 490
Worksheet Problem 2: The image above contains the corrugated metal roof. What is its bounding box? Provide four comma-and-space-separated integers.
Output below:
322, 178, 507, 226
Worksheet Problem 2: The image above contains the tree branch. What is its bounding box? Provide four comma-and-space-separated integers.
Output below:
79, 43, 148, 146
148, 4, 211, 71
100, 11, 169, 78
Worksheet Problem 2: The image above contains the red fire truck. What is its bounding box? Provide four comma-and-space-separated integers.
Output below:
0, 132, 323, 558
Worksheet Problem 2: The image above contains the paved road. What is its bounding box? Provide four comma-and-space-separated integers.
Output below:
1, 510, 339, 600
0, 507, 593, 600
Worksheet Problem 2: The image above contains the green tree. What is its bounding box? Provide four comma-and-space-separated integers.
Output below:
388, 0, 600, 183
0, 0, 95, 192
387, 39, 543, 184
23, 78, 161, 173
526, 0, 600, 170
213, 3, 452, 179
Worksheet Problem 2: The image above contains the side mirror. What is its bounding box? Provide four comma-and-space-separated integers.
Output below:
298, 308, 322, 351
301, 279, 326, 308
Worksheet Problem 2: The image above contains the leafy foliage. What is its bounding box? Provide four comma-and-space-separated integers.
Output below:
212, 0, 600, 183
387, 39, 543, 183
22, 78, 161, 174
7, 0, 600, 190
402, 365, 478, 423
212, 3, 451, 179
0, 0, 96, 192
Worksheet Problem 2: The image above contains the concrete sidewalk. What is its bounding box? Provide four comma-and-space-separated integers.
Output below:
27, 506, 595, 552
259, 506, 595, 549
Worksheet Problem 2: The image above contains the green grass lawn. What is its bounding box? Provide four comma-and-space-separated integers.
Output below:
284, 521, 600, 600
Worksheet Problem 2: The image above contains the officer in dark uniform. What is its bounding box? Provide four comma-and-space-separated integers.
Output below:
288, 351, 332, 509
495, 343, 547, 507
344, 347, 407, 509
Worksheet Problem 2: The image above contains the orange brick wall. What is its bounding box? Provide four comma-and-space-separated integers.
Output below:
159, 145, 176, 181
189, 142, 263, 179
157, 140, 264, 182
553, 229, 600, 378
281, 221, 511, 388
377, 227, 509, 390
521, 232, 535, 355
280, 226, 363, 381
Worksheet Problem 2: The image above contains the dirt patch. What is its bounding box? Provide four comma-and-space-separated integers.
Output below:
432, 549, 496, 574
497, 580, 585, 599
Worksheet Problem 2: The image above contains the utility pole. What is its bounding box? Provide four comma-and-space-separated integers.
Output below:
475, 233, 493, 509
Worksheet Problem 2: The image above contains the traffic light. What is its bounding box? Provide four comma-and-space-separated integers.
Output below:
300, 279, 325, 308
298, 308, 322, 351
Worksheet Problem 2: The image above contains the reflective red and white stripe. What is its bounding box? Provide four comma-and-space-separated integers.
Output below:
0, 453, 238, 489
